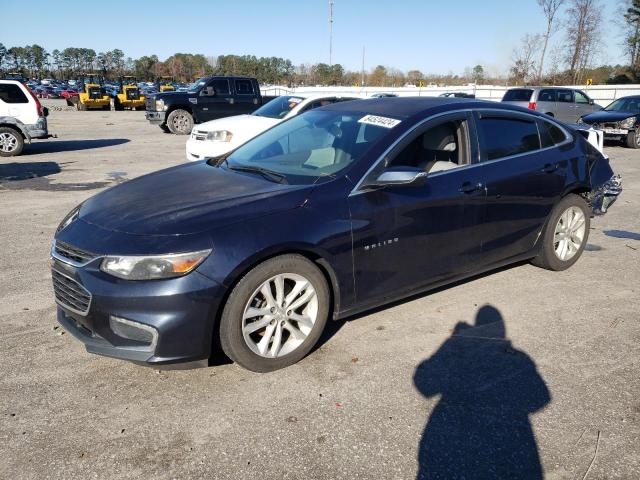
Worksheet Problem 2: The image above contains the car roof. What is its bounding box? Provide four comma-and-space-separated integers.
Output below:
322, 96, 497, 118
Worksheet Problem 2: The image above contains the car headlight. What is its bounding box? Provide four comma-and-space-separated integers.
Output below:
56, 205, 81, 233
206, 130, 233, 142
100, 249, 211, 280
155, 99, 166, 111
619, 116, 636, 129
578, 117, 586, 125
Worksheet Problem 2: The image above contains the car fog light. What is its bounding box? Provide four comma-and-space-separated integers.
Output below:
109, 316, 158, 350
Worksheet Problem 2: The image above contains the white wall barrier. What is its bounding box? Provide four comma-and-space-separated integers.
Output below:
261, 84, 640, 106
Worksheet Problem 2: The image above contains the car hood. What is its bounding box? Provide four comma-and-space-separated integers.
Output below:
79, 162, 312, 236
195, 114, 280, 134
582, 110, 639, 123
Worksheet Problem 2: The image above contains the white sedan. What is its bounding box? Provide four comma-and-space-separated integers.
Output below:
185, 94, 360, 161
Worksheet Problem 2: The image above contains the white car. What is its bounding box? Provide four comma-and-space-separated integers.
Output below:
0, 80, 51, 157
185, 94, 360, 161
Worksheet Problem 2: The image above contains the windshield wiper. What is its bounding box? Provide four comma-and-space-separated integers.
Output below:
228, 165, 288, 184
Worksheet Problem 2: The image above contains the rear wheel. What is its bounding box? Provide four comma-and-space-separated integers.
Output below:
166, 109, 193, 135
113, 98, 124, 111
0, 127, 24, 157
625, 129, 640, 148
532, 194, 590, 271
219, 254, 330, 372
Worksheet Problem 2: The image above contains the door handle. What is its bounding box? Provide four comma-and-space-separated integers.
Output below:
541, 163, 559, 173
459, 182, 485, 194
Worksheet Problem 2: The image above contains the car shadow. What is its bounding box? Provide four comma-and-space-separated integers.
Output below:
0, 161, 61, 181
24, 138, 130, 154
313, 261, 529, 352
413, 305, 550, 479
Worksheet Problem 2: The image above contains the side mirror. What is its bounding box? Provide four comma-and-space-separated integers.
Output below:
589, 99, 594, 105
369, 166, 427, 188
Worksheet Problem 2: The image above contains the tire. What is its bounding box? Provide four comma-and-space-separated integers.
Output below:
625, 129, 640, 148
114, 98, 124, 111
532, 194, 590, 271
219, 254, 330, 372
166, 108, 194, 135
159, 124, 171, 134
102, 103, 111, 111
0, 127, 24, 157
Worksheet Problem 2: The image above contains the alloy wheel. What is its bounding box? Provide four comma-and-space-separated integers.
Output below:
553, 206, 586, 261
0, 132, 18, 153
242, 273, 318, 358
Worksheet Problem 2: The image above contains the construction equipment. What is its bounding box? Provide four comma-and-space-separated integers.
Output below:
113, 76, 146, 111
68, 73, 110, 110
157, 76, 176, 92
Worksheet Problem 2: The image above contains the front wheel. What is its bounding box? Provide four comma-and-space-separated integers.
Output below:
166, 109, 194, 135
0, 127, 24, 157
625, 129, 640, 149
532, 194, 590, 271
219, 254, 330, 372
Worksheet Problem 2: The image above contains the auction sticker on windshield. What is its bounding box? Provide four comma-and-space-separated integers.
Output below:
358, 115, 401, 129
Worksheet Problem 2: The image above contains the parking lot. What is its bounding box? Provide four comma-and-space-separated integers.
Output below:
1, 102, 639, 479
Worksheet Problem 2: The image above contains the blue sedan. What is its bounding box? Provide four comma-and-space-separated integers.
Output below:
51, 97, 621, 372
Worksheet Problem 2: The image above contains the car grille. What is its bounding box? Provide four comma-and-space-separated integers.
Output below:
126, 88, 140, 101
192, 130, 208, 141
54, 241, 98, 265
591, 122, 621, 130
52, 269, 92, 315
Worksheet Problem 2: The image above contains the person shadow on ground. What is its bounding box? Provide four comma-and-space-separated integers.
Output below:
413, 305, 551, 479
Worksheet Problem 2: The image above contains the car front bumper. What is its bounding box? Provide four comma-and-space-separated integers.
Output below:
52, 256, 225, 367
145, 110, 165, 125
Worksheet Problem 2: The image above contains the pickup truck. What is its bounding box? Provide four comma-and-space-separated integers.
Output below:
145, 76, 276, 134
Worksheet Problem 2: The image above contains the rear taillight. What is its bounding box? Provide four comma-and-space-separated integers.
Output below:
528, 101, 537, 110
26, 87, 44, 117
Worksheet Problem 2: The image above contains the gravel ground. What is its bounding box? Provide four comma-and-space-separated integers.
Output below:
1, 101, 639, 480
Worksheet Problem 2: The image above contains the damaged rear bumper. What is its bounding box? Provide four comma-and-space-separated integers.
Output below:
585, 175, 622, 215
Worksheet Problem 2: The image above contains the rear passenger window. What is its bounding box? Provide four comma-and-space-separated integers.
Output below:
0, 84, 29, 103
557, 90, 573, 103
478, 117, 540, 160
235, 79, 254, 95
538, 120, 567, 148
538, 89, 556, 102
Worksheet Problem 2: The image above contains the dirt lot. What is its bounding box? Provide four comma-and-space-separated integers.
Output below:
1, 103, 639, 479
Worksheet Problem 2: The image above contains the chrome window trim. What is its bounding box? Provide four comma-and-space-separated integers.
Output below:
349, 107, 573, 197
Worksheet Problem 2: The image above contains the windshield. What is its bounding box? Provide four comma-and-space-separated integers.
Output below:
187, 78, 207, 93
604, 97, 640, 113
221, 109, 392, 185
252, 96, 305, 119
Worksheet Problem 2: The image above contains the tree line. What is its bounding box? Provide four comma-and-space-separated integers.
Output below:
1, 1, 639, 87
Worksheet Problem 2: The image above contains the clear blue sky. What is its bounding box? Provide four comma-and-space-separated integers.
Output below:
0, 0, 626, 74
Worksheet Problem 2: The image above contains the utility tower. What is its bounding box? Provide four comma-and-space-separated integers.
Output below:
329, 0, 334, 66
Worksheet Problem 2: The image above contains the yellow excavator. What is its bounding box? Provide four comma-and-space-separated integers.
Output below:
157, 76, 176, 92
113, 76, 145, 111
69, 73, 111, 110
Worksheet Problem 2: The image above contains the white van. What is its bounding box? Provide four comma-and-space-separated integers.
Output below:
0, 80, 51, 157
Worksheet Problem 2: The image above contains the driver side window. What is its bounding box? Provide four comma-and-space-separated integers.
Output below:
386, 119, 469, 174
209, 79, 230, 95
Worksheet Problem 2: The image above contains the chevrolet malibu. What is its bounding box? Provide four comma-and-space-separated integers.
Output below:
51, 98, 621, 372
